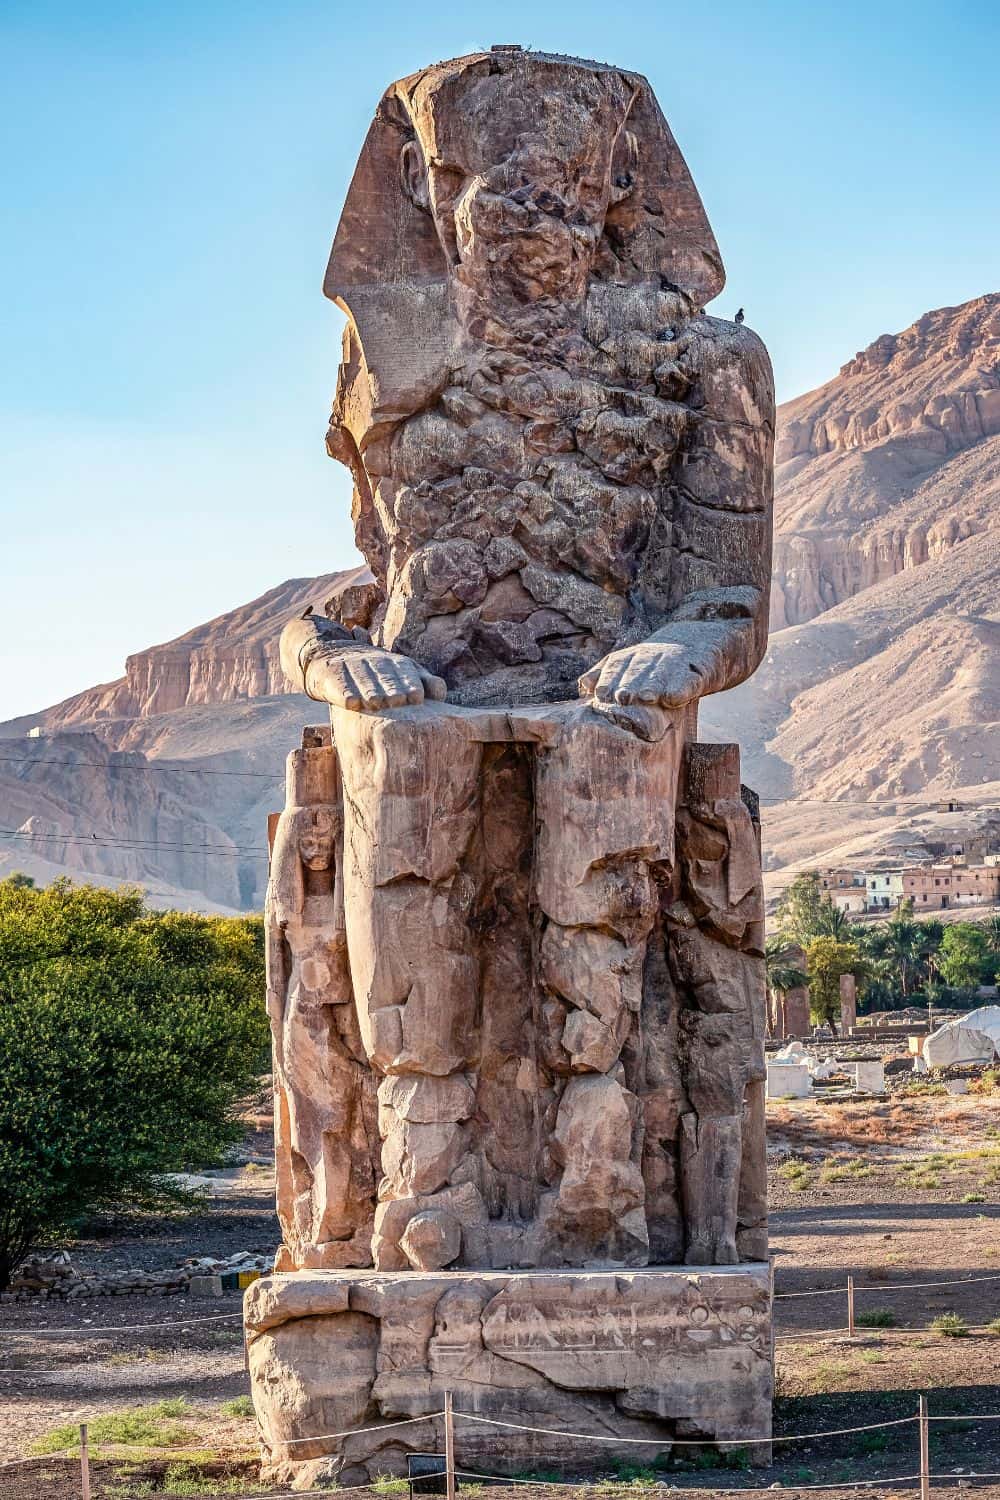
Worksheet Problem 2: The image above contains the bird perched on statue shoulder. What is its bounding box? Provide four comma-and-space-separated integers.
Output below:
735, 307, 745, 325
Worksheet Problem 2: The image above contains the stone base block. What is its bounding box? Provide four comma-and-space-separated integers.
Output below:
245, 1266, 772, 1487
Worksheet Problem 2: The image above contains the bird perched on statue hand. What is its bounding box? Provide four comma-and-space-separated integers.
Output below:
735, 307, 745, 325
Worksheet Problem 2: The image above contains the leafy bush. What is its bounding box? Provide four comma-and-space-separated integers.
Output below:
0, 879, 266, 1289
219, 1397, 255, 1420
856, 1308, 896, 1327
930, 1313, 969, 1338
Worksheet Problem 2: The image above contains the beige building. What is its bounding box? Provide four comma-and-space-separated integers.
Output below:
903, 863, 1000, 910
831, 886, 868, 915
819, 867, 863, 892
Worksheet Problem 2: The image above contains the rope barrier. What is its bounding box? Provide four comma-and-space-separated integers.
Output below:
453, 1410, 918, 1446
929, 1414, 1000, 1423
272, 1412, 445, 1447
774, 1271, 1000, 1301
455, 1468, 925, 1491
0, 1450, 75, 1469
776, 1324, 1000, 1344
1, 1310, 244, 1336
2, 1266, 996, 1338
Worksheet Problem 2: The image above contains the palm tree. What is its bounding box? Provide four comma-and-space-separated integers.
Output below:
815, 902, 851, 939
764, 939, 809, 996
764, 939, 809, 1035
983, 913, 1000, 957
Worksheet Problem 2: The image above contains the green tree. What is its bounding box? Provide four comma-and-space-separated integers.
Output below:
983, 914, 1000, 981
0, 879, 266, 1290
803, 936, 861, 1030
936, 924, 990, 992
764, 939, 808, 998
774, 872, 848, 947
857, 900, 942, 1000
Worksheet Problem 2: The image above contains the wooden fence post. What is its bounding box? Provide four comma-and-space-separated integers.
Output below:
444, 1390, 456, 1500
79, 1423, 91, 1500
847, 1275, 855, 1338
919, 1395, 930, 1500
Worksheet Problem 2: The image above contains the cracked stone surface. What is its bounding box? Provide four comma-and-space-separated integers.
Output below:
246, 1266, 772, 1484
256, 44, 773, 1482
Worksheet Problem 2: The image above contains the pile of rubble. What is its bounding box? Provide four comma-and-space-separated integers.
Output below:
766, 1041, 885, 1099
1, 1248, 276, 1303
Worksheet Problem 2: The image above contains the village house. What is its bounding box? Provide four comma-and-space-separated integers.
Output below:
866, 867, 906, 910
817, 867, 862, 892
830, 885, 869, 915
902, 862, 1000, 910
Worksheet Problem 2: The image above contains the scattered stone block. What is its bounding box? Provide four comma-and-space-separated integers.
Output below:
189, 1274, 224, 1298
766, 1061, 811, 1098
852, 1060, 885, 1094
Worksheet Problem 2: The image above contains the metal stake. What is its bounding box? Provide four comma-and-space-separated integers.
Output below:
444, 1390, 456, 1500
80, 1423, 91, 1500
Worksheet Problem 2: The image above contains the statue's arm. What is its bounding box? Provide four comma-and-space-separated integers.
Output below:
581, 321, 774, 710
279, 613, 447, 711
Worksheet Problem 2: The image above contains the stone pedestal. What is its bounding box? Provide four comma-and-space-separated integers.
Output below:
246, 1265, 772, 1486
766, 1060, 811, 1099
781, 987, 812, 1039
852, 1061, 884, 1095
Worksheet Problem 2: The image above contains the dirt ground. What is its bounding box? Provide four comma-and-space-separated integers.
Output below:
3, 1093, 1000, 1500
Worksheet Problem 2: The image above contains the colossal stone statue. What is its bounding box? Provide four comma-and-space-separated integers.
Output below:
248, 47, 774, 1486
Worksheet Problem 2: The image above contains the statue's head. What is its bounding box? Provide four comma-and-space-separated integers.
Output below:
326, 48, 724, 340
295, 808, 336, 872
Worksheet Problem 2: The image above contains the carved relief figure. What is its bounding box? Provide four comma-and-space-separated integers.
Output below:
270, 48, 773, 1275
266, 736, 379, 1268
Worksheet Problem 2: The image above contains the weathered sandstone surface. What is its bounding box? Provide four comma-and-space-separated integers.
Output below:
245, 1266, 772, 1484
253, 43, 773, 1485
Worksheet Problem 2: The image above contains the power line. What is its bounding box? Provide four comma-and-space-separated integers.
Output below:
0, 829, 269, 860
0, 752, 282, 780
1, 750, 996, 814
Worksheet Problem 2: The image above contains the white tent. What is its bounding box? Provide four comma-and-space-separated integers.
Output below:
923, 1005, 1000, 1068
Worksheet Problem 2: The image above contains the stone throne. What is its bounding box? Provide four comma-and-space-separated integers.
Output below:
246, 46, 774, 1488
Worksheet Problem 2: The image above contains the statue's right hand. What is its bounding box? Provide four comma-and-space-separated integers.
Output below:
305, 646, 447, 712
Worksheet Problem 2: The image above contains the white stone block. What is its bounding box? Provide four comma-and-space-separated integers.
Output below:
766, 1061, 811, 1098
852, 1061, 885, 1094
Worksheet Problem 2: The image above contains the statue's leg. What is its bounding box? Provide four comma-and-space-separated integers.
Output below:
533, 705, 683, 1264
671, 744, 767, 1265
332, 705, 486, 1271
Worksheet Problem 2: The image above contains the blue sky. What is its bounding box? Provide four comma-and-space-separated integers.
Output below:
2, 0, 997, 721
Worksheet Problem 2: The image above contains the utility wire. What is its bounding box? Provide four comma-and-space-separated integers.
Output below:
0, 753, 281, 780
0, 829, 266, 857
1, 750, 996, 813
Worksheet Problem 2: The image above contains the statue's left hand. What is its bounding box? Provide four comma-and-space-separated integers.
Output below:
579, 639, 709, 710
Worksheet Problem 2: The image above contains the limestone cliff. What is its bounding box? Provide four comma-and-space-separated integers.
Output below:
771, 294, 1000, 628
2, 569, 371, 735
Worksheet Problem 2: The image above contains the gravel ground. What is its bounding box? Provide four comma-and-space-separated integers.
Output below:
3, 1098, 1000, 1499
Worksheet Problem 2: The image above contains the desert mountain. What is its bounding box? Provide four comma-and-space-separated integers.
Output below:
770, 294, 1000, 628
2, 297, 998, 911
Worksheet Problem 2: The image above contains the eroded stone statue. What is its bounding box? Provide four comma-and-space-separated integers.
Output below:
250, 47, 774, 1485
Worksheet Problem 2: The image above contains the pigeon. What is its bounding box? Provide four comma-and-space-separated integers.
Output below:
734, 307, 745, 325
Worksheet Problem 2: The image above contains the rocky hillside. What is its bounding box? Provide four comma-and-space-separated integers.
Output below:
771, 294, 1000, 628
2, 296, 997, 910
0, 569, 370, 736
0, 572, 369, 911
